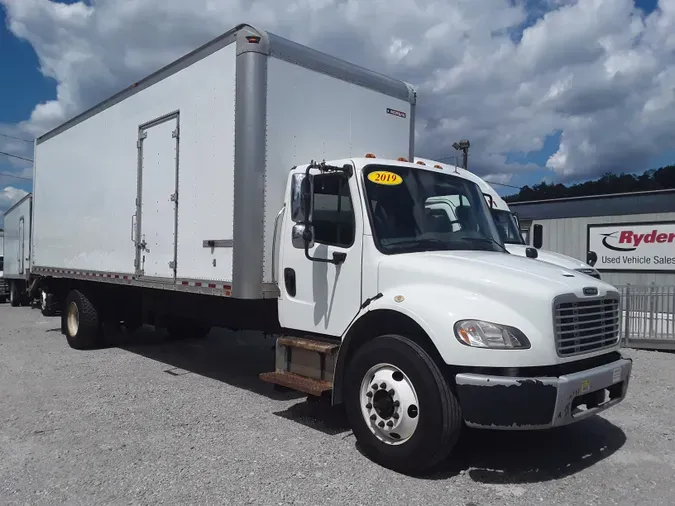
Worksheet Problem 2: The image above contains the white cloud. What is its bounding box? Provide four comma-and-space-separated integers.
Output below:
0, 186, 28, 210
1, 0, 674, 184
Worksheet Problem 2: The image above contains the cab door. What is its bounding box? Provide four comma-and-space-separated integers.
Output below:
278, 165, 363, 337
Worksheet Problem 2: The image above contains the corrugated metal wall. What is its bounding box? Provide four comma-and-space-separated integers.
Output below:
533, 212, 675, 286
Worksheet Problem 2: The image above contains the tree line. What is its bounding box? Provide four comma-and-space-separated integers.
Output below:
504, 164, 675, 203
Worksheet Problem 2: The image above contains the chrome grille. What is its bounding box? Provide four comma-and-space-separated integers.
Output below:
554, 296, 620, 357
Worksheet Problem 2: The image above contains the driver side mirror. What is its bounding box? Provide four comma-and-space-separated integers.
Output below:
587, 250, 598, 267
532, 224, 543, 249
290, 173, 315, 250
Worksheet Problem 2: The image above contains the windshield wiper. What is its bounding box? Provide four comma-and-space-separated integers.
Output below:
385, 238, 450, 251
460, 235, 507, 253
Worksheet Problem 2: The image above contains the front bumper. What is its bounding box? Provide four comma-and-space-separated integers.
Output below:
455, 357, 632, 430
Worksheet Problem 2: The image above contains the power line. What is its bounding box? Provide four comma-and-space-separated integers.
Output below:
0, 132, 33, 144
484, 180, 523, 190
0, 171, 32, 181
0, 151, 34, 163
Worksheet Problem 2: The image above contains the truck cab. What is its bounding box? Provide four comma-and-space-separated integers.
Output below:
269, 155, 631, 474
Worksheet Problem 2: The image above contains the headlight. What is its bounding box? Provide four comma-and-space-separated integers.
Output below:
454, 320, 530, 349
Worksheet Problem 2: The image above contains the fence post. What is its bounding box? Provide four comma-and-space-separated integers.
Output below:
649, 283, 656, 339
623, 285, 631, 347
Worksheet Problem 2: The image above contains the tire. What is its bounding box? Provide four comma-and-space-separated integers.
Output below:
9, 282, 19, 307
40, 289, 56, 316
344, 334, 463, 475
62, 289, 102, 350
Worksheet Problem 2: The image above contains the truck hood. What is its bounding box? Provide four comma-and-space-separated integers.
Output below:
377, 250, 615, 301
504, 244, 592, 271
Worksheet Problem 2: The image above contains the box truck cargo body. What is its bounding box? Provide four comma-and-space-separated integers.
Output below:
32, 26, 415, 300
30, 24, 632, 475
3, 193, 32, 306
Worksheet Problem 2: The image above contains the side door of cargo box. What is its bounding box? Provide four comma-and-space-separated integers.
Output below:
135, 112, 180, 281
18, 216, 25, 275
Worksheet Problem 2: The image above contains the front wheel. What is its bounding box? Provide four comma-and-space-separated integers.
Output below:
344, 334, 463, 475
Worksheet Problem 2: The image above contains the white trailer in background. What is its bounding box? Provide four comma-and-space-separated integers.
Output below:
0, 229, 6, 303
29, 24, 631, 475
414, 158, 602, 278
2, 193, 33, 306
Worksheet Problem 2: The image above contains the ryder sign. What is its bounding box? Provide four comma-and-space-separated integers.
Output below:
588, 222, 675, 271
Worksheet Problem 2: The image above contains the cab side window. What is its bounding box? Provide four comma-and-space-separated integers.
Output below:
312, 173, 355, 247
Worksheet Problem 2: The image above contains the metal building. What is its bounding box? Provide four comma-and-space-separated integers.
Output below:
510, 189, 675, 350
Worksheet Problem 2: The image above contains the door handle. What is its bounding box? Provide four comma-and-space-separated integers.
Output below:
131, 214, 137, 243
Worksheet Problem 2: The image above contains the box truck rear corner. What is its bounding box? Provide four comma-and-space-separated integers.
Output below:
2, 193, 33, 307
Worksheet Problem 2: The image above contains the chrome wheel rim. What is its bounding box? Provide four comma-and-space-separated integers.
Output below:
67, 302, 79, 337
359, 363, 420, 445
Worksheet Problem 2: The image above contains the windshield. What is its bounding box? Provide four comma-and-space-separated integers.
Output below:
363, 165, 505, 254
492, 209, 525, 245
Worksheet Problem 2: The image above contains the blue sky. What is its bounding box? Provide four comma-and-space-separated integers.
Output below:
0, 0, 671, 200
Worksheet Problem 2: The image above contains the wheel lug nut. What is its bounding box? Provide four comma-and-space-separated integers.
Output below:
366, 403, 372, 409
380, 382, 386, 389
366, 391, 373, 398
387, 421, 394, 428
378, 421, 385, 428
370, 414, 377, 421
393, 413, 399, 419
388, 389, 395, 396
372, 384, 378, 390
393, 401, 400, 407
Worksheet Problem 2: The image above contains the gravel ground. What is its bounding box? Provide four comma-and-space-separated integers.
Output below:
1, 304, 674, 506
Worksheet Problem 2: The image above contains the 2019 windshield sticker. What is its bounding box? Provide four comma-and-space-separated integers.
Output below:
368, 171, 403, 186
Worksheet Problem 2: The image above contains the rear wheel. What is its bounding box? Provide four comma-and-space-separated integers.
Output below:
63, 289, 102, 349
344, 334, 462, 475
40, 288, 57, 316
9, 282, 19, 307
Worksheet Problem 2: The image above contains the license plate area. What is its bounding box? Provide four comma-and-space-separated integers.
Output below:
571, 381, 624, 416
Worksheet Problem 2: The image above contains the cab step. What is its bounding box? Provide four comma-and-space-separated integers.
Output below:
259, 336, 340, 396
259, 371, 332, 396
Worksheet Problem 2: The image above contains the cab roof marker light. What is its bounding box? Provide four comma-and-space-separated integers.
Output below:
434, 164, 443, 169
397, 157, 408, 162
416, 161, 426, 165
365, 153, 376, 158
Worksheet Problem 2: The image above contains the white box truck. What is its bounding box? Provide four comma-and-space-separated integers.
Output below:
3, 193, 32, 306
415, 158, 602, 278
30, 24, 632, 475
